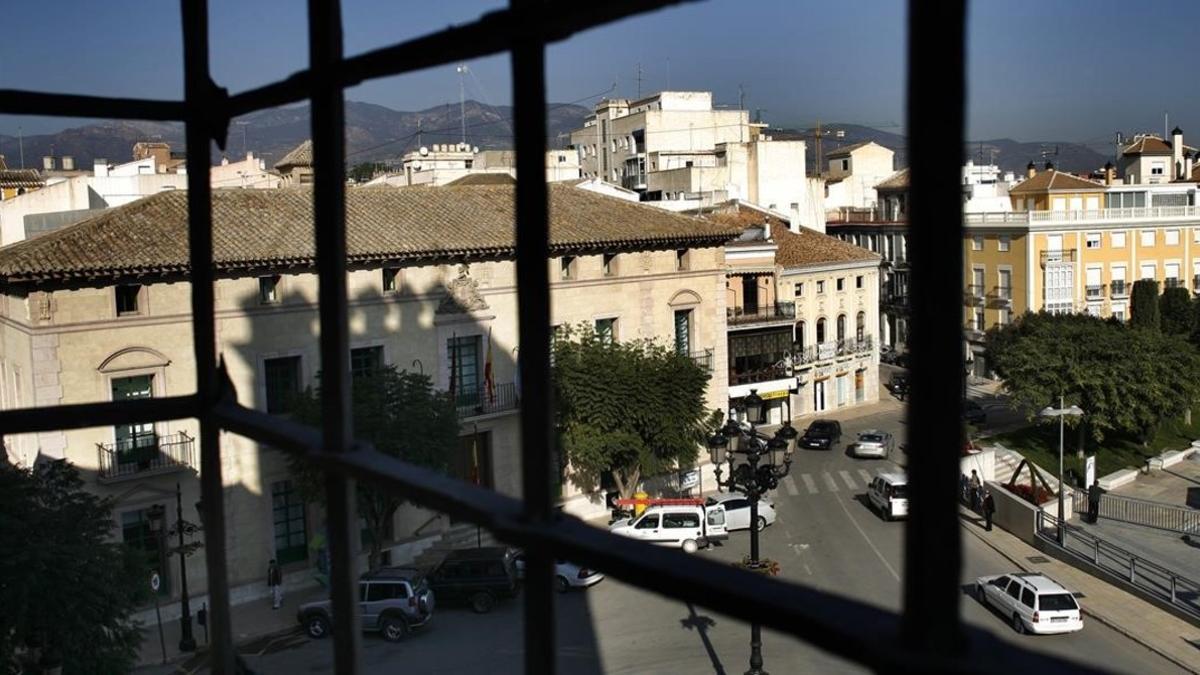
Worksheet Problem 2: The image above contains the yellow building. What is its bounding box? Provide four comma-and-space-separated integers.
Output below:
964, 166, 1200, 374
0, 154, 44, 201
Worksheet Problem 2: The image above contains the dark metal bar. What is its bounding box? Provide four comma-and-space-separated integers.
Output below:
903, 0, 967, 658
0, 395, 197, 435
179, 0, 235, 671
307, 1, 361, 672
0, 90, 185, 120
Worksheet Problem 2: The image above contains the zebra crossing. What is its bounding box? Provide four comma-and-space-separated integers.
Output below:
777, 466, 897, 496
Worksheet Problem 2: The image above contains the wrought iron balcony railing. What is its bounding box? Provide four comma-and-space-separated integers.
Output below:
688, 347, 714, 373
1040, 249, 1076, 265
98, 431, 194, 481
1110, 280, 1128, 297
453, 382, 519, 419
1085, 284, 1105, 301
726, 302, 796, 326
793, 335, 874, 365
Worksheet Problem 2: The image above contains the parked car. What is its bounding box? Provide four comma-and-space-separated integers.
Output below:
297, 567, 434, 642
426, 547, 520, 613
705, 492, 777, 531
851, 430, 895, 459
799, 420, 842, 450
963, 399, 987, 425
609, 502, 729, 552
867, 471, 908, 521
975, 572, 1083, 635
511, 552, 605, 592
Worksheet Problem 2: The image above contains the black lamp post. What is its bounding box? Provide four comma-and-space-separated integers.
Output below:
706, 389, 798, 675
149, 483, 204, 653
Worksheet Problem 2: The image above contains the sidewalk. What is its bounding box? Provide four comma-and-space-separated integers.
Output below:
135, 585, 328, 673
1112, 454, 1200, 507
961, 507, 1200, 674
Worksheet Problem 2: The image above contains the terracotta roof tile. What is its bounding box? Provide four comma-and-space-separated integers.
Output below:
274, 140, 313, 171
874, 168, 909, 190
1122, 136, 1172, 156
0, 185, 741, 288
694, 205, 878, 268
827, 141, 883, 159
1008, 169, 1103, 195
0, 169, 45, 190
443, 172, 516, 186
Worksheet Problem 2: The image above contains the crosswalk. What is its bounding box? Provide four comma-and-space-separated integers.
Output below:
777, 466, 896, 496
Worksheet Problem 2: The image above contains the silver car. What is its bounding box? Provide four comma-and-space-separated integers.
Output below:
512, 552, 605, 592
851, 430, 895, 458
706, 493, 777, 531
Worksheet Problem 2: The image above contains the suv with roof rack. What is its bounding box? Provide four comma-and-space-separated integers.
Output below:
297, 566, 434, 642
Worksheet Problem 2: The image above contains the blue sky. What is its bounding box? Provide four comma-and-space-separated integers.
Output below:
2, 0, 1198, 146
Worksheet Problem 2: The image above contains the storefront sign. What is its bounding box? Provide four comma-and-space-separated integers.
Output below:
678, 469, 700, 490
760, 390, 789, 400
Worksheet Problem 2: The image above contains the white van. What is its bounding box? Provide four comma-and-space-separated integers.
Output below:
609, 503, 729, 552
868, 471, 908, 521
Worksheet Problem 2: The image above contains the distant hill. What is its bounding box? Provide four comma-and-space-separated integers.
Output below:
774, 123, 1109, 176
0, 100, 591, 170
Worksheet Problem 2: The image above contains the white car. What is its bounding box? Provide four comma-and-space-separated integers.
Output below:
868, 471, 908, 521
705, 493, 776, 532
609, 503, 729, 552
851, 430, 895, 459
512, 552, 605, 593
975, 572, 1083, 635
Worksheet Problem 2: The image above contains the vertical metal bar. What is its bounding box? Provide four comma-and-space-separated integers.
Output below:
510, 2, 555, 673
1171, 574, 1177, 604
308, 0, 360, 672
1129, 557, 1135, 584
902, 0, 967, 656
180, 1, 234, 671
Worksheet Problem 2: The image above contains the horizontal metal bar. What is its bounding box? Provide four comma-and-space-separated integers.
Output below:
0, 90, 186, 120
215, 397, 1104, 674
0, 395, 198, 435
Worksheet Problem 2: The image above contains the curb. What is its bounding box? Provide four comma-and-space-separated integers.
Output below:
960, 515, 1200, 675
135, 625, 305, 674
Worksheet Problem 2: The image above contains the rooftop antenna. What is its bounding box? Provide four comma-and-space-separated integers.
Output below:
234, 120, 249, 156
1164, 111, 1169, 140
17, 126, 24, 169
456, 64, 469, 145
417, 118, 422, 147
666, 58, 671, 90
738, 84, 746, 111
635, 63, 642, 99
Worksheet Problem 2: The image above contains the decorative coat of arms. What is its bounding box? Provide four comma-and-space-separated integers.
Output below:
437, 264, 489, 314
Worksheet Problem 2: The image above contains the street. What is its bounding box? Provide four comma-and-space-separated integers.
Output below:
231, 398, 1185, 675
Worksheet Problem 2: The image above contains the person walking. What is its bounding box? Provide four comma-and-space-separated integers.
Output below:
1087, 480, 1104, 524
968, 470, 982, 512
982, 489, 996, 531
959, 473, 969, 506
268, 558, 283, 610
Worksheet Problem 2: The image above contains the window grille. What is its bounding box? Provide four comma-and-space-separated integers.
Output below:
0, 0, 1103, 672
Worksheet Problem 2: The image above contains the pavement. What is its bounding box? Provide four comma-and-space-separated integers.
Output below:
1111, 452, 1200, 508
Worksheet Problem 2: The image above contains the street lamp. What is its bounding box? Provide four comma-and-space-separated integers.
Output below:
706, 389, 795, 675
1040, 397, 1084, 545
149, 484, 204, 652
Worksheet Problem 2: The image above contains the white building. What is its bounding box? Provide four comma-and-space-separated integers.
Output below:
1119, 128, 1196, 185
823, 141, 895, 212
961, 160, 1016, 213
364, 144, 581, 187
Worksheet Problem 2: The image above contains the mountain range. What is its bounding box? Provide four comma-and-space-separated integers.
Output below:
0, 103, 1112, 178
0, 100, 592, 170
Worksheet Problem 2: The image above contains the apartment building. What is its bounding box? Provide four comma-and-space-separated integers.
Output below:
361, 143, 582, 186
0, 184, 736, 606
824, 141, 895, 211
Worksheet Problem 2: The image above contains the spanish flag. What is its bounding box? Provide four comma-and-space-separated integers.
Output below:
484, 327, 495, 404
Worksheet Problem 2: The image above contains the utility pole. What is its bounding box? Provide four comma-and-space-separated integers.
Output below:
456, 64, 468, 145
17, 126, 24, 169
666, 58, 671, 90
815, 120, 823, 178
417, 118, 422, 147
738, 83, 746, 111
636, 63, 642, 99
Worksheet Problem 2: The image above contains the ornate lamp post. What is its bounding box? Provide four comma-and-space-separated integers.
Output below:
706, 389, 798, 675
148, 483, 204, 652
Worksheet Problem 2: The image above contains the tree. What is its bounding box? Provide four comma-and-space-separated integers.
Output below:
552, 324, 721, 501
288, 367, 459, 569
1130, 278, 1160, 330
0, 458, 148, 674
1159, 287, 1193, 335
987, 312, 1200, 455
348, 162, 388, 183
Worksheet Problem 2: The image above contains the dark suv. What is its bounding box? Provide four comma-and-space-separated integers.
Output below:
297, 567, 434, 642
799, 420, 842, 450
426, 547, 520, 613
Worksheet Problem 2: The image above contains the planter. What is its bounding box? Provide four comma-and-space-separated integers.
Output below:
734, 557, 780, 576
1002, 482, 1054, 507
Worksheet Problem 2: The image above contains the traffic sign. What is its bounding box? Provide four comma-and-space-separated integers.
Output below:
150, 572, 161, 592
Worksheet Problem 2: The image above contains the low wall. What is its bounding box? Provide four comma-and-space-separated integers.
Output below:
986, 480, 1073, 545
962, 448, 995, 483
1098, 468, 1139, 491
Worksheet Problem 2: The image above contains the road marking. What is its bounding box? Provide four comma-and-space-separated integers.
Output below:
835, 494, 900, 582
822, 473, 839, 492
804, 563, 813, 575
801, 474, 818, 494
839, 470, 857, 490
783, 475, 799, 496
858, 469, 874, 485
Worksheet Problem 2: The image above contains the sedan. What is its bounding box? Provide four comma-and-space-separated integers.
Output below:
706, 493, 776, 531
512, 552, 605, 593
851, 430, 895, 458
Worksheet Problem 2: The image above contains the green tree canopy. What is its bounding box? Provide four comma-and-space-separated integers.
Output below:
1160, 287, 1194, 335
986, 311, 1200, 454
0, 458, 148, 674
552, 324, 720, 500
288, 366, 459, 569
1130, 278, 1160, 330
348, 162, 389, 183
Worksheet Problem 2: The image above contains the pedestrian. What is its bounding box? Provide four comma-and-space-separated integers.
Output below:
958, 473, 969, 506
267, 558, 283, 610
982, 489, 996, 531
968, 470, 982, 512
1087, 480, 1104, 524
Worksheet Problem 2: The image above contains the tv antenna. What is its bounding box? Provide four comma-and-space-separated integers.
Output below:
455, 64, 469, 144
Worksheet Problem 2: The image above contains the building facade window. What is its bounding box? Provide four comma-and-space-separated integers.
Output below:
595, 318, 617, 344
259, 275, 280, 304
112, 375, 156, 463
1111, 231, 1126, 248
856, 311, 865, 341
836, 278, 845, 292
560, 256, 576, 280
972, 235, 983, 251
1141, 230, 1155, 247
603, 253, 618, 277
1141, 263, 1156, 280
673, 309, 692, 356
676, 249, 689, 271
350, 346, 384, 379
794, 282, 804, 297
1085, 233, 1101, 249
448, 336, 482, 404
1166, 229, 1180, 246
998, 235, 1010, 252
855, 275, 863, 289
264, 356, 302, 414
816, 280, 826, 294
382, 267, 400, 293
272, 480, 308, 565
816, 317, 827, 343
836, 314, 846, 342
795, 321, 806, 349
116, 284, 143, 316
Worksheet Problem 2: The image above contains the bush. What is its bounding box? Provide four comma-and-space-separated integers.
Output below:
1003, 482, 1055, 506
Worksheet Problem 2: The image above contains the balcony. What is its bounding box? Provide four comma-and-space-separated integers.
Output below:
1085, 284, 1106, 301
991, 286, 1013, 305
688, 348, 714, 373
965, 205, 1200, 227
729, 363, 791, 387
1165, 277, 1183, 290
726, 302, 796, 327
793, 335, 874, 365
1110, 280, 1128, 298
455, 382, 520, 419
964, 285, 985, 305
98, 431, 194, 482
1040, 249, 1077, 265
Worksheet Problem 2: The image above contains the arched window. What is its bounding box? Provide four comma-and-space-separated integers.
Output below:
837, 314, 846, 342
856, 311, 865, 342
795, 321, 806, 349
816, 317, 826, 343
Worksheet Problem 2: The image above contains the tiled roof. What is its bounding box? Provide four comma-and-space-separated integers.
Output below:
1008, 170, 1103, 195
0, 169, 44, 190
874, 168, 909, 190
827, 141, 882, 159
443, 172, 516, 186
0, 185, 741, 288
274, 140, 313, 171
695, 205, 878, 268
1122, 136, 1172, 156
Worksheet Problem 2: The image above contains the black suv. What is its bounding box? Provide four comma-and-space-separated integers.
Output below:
799, 420, 842, 450
426, 547, 520, 613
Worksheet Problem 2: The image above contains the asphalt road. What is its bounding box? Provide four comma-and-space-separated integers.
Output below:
236, 402, 1185, 675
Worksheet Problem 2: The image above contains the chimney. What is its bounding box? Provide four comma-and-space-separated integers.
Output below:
1026, 161, 1037, 179
61, 156, 74, 171
1172, 126, 1184, 179
1044, 160, 1054, 171
1104, 161, 1115, 186
1187, 152, 1194, 182
42, 156, 55, 171
93, 159, 109, 178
